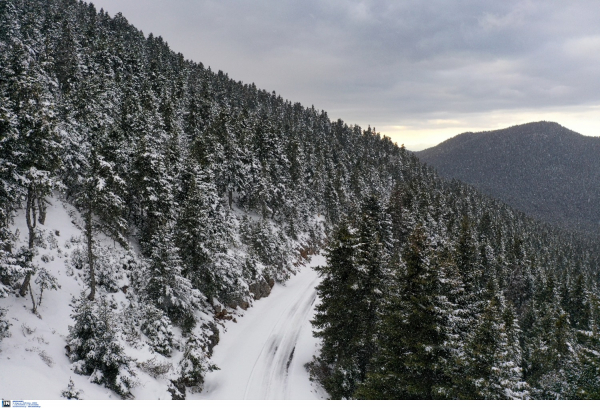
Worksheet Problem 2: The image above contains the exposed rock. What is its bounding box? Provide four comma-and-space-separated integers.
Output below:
214, 310, 232, 321
225, 296, 249, 310
249, 278, 272, 300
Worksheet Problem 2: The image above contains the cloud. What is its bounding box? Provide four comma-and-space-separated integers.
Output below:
92, 0, 600, 148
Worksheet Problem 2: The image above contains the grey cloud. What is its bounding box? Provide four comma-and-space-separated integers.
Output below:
92, 0, 600, 134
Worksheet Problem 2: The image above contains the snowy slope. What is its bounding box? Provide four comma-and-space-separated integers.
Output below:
0, 195, 328, 400
196, 255, 328, 400
0, 197, 125, 399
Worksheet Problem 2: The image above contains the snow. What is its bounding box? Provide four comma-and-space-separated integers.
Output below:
0, 195, 329, 400
0, 197, 118, 399
195, 255, 328, 400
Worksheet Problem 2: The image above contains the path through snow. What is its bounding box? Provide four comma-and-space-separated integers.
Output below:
196, 255, 328, 400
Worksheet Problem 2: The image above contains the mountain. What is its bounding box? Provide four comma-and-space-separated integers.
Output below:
416, 121, 600, 236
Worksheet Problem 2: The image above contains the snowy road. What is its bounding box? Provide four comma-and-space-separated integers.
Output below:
196, 255, 328, 400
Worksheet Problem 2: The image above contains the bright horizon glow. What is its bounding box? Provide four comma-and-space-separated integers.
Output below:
89, 1, 600, 152
381, 105, 600, 151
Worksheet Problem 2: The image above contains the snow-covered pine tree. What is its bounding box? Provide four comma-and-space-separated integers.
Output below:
356, 225, 454, 399
0, 1, 21, 236
66, 295, 137, 398
351, 196, 392, 386
0, 305, 10, 344
61, 378, 82, 400
311, 220, 362, 399
0, 228, 19, 296
564, 272, 591, 332
207, 107, 247, 210
175, 166, 236, 303
0, 0, 61, 297
524, 274, 576, 399
146, 222, 201, 333
312, 196, 392, 399
175, 334, 218, 394
72, 138, 128, 301
242, 218, 292, 283
61, 16, 128, 301
568, 326, 600, 399
128, 79, 175, 251
140, 304, 174, 357
455, 279, 528, 399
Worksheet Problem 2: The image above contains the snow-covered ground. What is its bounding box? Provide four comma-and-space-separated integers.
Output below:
0, 196, 328, 400
0, 197, 124, 399
196, 255, 328, 400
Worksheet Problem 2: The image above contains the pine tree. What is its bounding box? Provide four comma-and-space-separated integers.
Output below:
146, 223, 201, 332
74, 141, 128, 301
126, 76, 175, 250
67, 296, 137, 398
176, 334, 218, 394
568, 330, 600, 399
524, 274, 576, 398
61, 378, 82, 400
0, 228, 20, 295
176, 166, 235, 302
352, 196, 391, 384
0, 1, 61, 297
0, 305, 10, 344
0, 1, 21, 234
455, 280, 528, 399
130, 132, 174, 252
356, 225, 453, 399
311, 221, 362, 399
140, 304, 174, 356
566, 273, 591, 331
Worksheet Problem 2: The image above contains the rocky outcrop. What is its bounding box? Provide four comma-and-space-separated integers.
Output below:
249, 277, 274, 301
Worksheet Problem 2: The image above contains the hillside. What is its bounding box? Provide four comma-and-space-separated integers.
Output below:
2, 0, 600, 401
416, 121, 600, 236
0, 196, 327, 399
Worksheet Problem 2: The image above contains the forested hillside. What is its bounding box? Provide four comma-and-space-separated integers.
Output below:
311, 163, 600, 399
0, 0, 400, 398
416, 121, 600, 236
1, 0, 600, 400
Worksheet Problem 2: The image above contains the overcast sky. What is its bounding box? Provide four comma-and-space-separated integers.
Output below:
90, 0, 600, 150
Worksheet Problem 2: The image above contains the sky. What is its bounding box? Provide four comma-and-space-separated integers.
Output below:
90, 0, 600, 150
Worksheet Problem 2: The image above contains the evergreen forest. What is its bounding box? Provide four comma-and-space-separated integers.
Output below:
1, 0, 600, 399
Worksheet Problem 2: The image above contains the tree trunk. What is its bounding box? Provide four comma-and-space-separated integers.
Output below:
228, 189, 233, 209
19, 186, 37, 297
86, 205, 96, 301
38, 197, 47, 225
29, 282, 37, 314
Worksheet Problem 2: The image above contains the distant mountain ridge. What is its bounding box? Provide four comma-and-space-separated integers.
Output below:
416, 121, 600, 236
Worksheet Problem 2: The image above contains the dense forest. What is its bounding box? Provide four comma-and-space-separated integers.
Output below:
311, 169, 600, 399
1, 0, 600, 399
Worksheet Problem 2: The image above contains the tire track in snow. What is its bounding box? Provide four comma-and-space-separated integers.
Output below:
243, 276, 318, 399
196, 255, 327, 400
